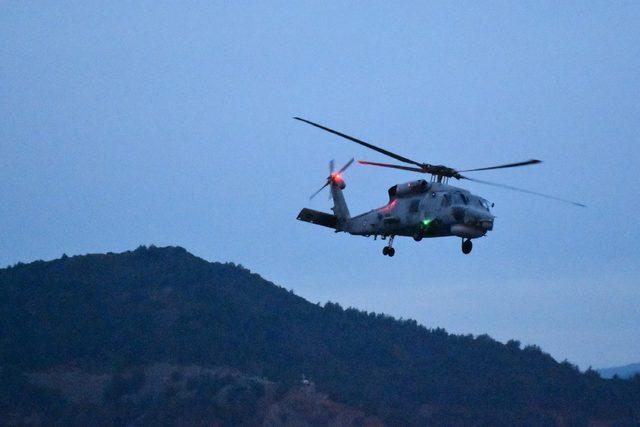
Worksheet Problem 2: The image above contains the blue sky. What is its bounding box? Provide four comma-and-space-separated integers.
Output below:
1, 2, 639, 369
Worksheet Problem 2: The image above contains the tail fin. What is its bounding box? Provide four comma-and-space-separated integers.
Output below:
330, 181, 350, 227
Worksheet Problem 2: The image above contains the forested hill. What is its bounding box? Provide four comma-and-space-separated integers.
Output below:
1, 246, 639, 425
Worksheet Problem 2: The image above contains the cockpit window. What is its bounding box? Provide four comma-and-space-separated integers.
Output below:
459, 194, 468, 204
442, 194, 451, 207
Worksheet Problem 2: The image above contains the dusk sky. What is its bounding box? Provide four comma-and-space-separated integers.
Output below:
1, 2, 638, 369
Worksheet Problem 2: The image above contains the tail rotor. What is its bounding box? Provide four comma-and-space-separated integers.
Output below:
309, 158, 354, 200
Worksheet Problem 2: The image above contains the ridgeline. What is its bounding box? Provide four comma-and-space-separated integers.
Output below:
1, 246, 639, 425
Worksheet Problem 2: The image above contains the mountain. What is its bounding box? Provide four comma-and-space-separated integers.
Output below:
598, 363, 640, 379
1, 246, 639, 425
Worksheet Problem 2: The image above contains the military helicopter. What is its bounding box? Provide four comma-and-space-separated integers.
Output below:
294, 117, 585, 256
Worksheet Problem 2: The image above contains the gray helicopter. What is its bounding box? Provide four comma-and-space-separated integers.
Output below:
294, 117, 585, 256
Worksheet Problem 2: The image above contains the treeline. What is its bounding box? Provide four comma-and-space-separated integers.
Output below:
1, 245, 639, 424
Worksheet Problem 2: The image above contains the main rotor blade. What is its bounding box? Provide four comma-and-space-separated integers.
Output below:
338, 158, 355, 174
310, 180, 330, 200
329, 159, 335, 174
461, 176, 586, 207
294, 117, 423, 167
358, 160, 425, 173
457, 159, 542, 173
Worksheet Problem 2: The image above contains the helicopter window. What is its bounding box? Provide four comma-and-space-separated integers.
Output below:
458, 194, 468, 205
409, 199, 420, 213
442, 194, 451, 207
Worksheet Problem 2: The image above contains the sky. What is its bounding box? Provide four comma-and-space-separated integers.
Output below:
1, 1, 639, 369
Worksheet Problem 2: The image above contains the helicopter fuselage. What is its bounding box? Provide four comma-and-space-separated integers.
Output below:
297, 176, 495, 255
344, 180, 494, 241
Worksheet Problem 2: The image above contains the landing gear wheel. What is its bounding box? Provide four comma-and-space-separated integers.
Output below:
382, 235, 396, 256
413, 233, 423, 242
462, 239, 473, 254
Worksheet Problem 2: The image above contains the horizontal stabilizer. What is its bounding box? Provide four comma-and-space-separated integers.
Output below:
296, 208, 338, 229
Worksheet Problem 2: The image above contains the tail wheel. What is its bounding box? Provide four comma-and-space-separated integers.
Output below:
462, 239, 473, 254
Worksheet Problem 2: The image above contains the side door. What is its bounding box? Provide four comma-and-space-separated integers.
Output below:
439, 193, 452, 215
407, 198, 422, 224
420, 191, 441, 220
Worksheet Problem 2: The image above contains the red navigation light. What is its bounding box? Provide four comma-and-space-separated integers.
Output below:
382, 199, 397, 212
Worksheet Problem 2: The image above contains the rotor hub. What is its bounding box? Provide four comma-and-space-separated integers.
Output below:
421, 164, 462, 179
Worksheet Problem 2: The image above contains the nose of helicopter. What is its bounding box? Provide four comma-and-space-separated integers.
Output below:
465, 209, 494, 231
480, 216, 494, 231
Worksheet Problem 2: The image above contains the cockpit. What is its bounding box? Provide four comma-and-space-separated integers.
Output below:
477, 198, 491, 211
444, 192, 491, 211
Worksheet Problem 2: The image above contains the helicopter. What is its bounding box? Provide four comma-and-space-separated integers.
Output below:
294, 117, 585, 257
